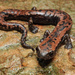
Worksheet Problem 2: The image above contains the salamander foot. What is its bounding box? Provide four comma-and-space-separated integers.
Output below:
40, 30, 50, 42
28, 17, 39, 33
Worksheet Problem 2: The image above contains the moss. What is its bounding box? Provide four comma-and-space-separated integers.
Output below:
0, 43, 20, 51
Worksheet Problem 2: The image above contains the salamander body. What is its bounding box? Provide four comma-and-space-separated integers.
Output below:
0, 7, 73, 60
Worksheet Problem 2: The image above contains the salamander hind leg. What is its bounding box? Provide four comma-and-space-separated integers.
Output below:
40, 30, 50, 42
28, 17, 39, 33
63, 34, 73, 49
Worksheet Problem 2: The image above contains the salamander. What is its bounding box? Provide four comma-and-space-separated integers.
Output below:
0, 7, 73, 60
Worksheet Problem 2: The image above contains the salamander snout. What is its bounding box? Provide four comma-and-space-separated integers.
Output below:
36, 46, 47, 59
36, 46, 55, 60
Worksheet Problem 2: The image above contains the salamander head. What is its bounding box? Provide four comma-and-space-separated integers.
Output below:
36, 46, 55, 60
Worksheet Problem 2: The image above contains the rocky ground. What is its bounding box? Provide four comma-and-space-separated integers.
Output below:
0, 0, 75, 75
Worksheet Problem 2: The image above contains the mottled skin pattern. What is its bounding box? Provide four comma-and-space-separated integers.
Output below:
0, 7, 73, 60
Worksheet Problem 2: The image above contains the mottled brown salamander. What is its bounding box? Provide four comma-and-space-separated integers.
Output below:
0, 7, 73, 60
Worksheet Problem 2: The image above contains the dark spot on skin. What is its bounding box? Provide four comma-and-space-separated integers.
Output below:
53, 32, 58, 37
1, 12, 5, 14
18, 27, 23, 31
19, 27, 22, 31
69, 16, 72, 20
58, 12, 62, 14
59, 24, 63, 26
21, 29, 24, 33
54, 10, 57, 15
63, 16, 67, 20
49, 13, 53, 17
13, 25, 15, 28
49, 36, 50, 38
39, 10, 42, 12
65, 26, 68, 28
28, 11, 31, 14
13, 24, 24, 33
48, 51, 54, 57
42, 43, 46, 46
49, 13, 51, 17
50, 10, 54, 12
17, 25, 19, 29
52, 41, 55, 43
68, 22, 71, 25
55, 10, 58, 11
2, 25, 7, 29
16, 10, 20, 12
62, 12, 67, 16
8, 26, 10, 29
54, 38, 56, 40
48, 39, 52, 42
51, 34, 53, 36
47, 47, 49, 50
13, 24, 23, 33
48, 43, 52, 48
59, 21, 67, 26
44, 10, 48, 16
62, 21, 66, 24
1, 12, 8, 15
59, 26, 66, 31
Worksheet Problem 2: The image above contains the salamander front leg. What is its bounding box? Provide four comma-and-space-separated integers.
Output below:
64, 34, 73, 49
40, 30, 50, 42
28, 17, 39, 33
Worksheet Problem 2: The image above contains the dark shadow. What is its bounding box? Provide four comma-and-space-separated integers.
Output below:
37, 57, 53, 67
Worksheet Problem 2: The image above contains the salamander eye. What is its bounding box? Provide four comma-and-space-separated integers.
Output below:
48, 51, 54, 57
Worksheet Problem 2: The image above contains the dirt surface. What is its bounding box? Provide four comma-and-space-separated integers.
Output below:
0, 0, 75, 75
